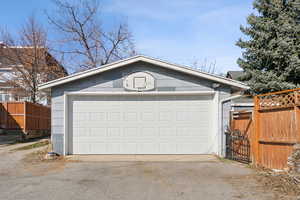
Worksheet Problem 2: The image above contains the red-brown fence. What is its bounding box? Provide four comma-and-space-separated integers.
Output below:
229, 111, 253, 163
229, 88, 300, 170
254, 89, 300, 169
0, 102, 51, 135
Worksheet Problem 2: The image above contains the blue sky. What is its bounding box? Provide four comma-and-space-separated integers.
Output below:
0, 0, 254, 73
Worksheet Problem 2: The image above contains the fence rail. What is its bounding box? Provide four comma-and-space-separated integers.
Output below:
0, 102, 51, 135
257, 88, 300, 110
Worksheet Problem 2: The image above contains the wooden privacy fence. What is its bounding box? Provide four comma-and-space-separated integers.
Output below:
0, 101, 51, 138
229, 88, 300, 170
254, 88, 300, 170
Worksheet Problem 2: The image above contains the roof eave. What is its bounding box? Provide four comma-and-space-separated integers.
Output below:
38, 55, 249, 91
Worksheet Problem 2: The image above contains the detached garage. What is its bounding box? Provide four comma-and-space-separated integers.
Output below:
39, 55, 248, 156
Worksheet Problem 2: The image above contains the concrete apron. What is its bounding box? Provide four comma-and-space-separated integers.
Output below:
66, 155, 219, 162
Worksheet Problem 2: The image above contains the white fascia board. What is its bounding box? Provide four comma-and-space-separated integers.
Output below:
231, 103, 254, 107
39, 55, 249, 90
138, 57, 249, 90
0, 67, 13, 70
65, 91, 215, 96
39, 56, 142, 90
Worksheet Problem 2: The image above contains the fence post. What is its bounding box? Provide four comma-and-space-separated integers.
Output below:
4, 102, 8, 129
253, 96, 260, 166
294, 91, 300, 143
24, 102, 26, 133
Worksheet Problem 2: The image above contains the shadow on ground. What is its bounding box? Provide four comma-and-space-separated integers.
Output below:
0, 132, 49, 145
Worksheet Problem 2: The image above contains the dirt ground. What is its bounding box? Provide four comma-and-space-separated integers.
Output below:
0, 138, 299, 200
254, 169, 300, 198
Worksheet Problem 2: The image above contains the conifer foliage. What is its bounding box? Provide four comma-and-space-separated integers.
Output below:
237, 0, 300, 94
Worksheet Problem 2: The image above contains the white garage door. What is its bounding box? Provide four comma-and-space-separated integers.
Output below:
69, 95, 214, 154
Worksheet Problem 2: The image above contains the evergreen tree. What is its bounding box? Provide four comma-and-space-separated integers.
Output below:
237, 0, 300, 94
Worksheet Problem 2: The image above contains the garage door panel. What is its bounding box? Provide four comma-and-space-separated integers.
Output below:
122, 143, 138, 153
71, 95, 213, 154
159, 143, 177, 154
140, 127, 157, 137
158, 111, 174, 121
90, 127, 106, 136
176, 127, 208, 137
73, 127, 89, 136
123, 112, 138, 121
107, 127, 121, 137
124, 127, 139, 136
90, 112, 106, 121
107, 143, 122, 153
90, 142, 107, 153
139, 143, 160, 154
141, 112, 156, 121
73, 142, 90, 154
177, 143, 210, 154
107, 112, 122, 121
158, 127, 175, 137
73, 112, 90, 121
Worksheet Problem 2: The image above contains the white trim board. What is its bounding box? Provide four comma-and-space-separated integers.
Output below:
65, 91, 215, 96
231, 103, 254, 107
39, 55, 249, 90
63, 94, 68, 156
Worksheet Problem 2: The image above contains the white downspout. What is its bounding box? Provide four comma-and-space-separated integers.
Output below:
220, 95, 242, 104
219, 95, 242, 156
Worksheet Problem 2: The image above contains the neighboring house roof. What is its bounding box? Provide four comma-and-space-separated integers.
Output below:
0, 46, 68, 76
0, 45, 68, 103
226, 71, 244, 81
39, 55, 249, 90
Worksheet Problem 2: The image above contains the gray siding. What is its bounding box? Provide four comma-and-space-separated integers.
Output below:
51, 61, 233, 154
231, 96, 254, 111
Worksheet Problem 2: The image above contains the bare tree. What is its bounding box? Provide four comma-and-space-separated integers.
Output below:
192, 58, 217, 74
46, 0, 136, 72
0, 16, 67, 103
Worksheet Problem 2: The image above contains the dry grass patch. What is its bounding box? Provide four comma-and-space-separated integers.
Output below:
255, 168, 300, 198
22, 145, 67, 176
12, 140, 49, 151
23, 145, 65, 164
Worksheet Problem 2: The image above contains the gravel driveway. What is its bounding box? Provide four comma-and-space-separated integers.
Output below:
0, 141, 286, 200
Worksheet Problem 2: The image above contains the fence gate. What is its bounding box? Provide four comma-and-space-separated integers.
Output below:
226, 130, 251, 163
225, 111, 253, 164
